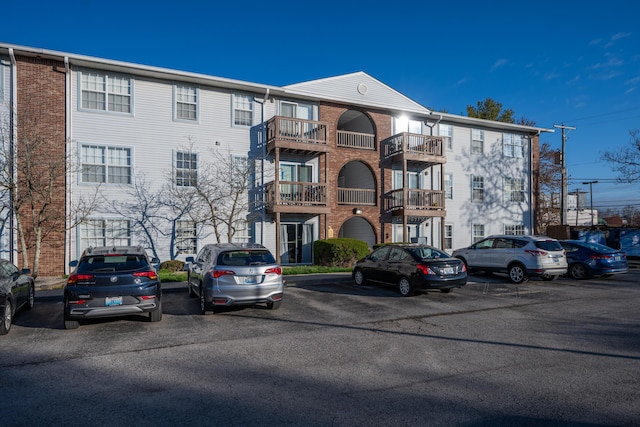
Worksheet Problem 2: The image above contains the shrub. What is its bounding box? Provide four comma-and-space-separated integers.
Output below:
314, 238, 370, 267
159, 259, 185, 272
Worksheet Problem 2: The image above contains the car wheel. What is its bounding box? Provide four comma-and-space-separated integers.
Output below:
440, 288, 452, 293
541, 275, 559, 281
200, 286, 212, 315
267, 300, 282, 310
1, 299, 12, 335
398, 277, 415, 297
569, 263, 588, 280
508, 264, 526, 284
353, 269, 366, 286
64, 317, 79, 330
149, 300, 162, 322
26, 285, 35, 310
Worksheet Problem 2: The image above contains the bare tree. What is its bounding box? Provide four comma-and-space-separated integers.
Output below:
602, 129, 640, 182
537, 142, 562, 233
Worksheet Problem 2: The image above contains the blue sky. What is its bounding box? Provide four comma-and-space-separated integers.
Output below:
2, 0, 639, 212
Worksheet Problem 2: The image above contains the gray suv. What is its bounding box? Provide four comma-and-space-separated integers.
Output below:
186, 243, 284, 314
452, 235, 567, 284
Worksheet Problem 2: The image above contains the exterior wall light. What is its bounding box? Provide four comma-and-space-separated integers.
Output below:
353, 208, 362, 215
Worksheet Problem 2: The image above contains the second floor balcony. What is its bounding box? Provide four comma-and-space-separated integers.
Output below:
384, 188, 445, 217
265, 181, 330, 214
266, 116, 329, 154
382, 133, 445, 165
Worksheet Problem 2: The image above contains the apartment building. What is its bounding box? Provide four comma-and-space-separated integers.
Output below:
0, 43, 549, 275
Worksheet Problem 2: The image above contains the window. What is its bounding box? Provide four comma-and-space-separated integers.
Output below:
232, 220, 251, 243
503, 133, 525, 158
233, 94, 253, 126
80, 70, 132, 113
444, 224, 453, 250
175, 84, 198, 121
472, 224, 485, 243
80, 219, 131, 249
232, 155, 249, 188
175, 151, 197, 187
439, 124, 453, 150
471, 129, 484, 154
280, 101, 313, 120
472, 176, 484, 202
394, 117, 422, 134
176, 220, 197, 254
81, 144, 131, 184
444, 173, 453, 200
504, 224, 526, 235
504, 177, 525, 203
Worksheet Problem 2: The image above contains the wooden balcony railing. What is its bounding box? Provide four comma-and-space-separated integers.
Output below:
337, 188, 376, 205
266, 116, 328, 150
384, 189, 445, 212
337, 130, 375, 150
265, 181, 327, 207
382, 133, 444, 160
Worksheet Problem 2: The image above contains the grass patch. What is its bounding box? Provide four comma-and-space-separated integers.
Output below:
159, 270, 188, 282
159, 266, 351, 282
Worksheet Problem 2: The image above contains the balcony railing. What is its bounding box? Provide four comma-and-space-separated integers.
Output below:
337, 130, 375, 150
266, 116, 328, 151
337, 188, 376, 205
384, 189, 445, 212
265, 181, 327, 208
382, 133, 444, 160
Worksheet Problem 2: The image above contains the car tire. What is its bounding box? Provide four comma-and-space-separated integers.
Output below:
353, 269, 366, 286
398, 277, 415, 297
200, 286, 213, 315
1, 299, 12, 335
26, 285, 35, 310
149, 301, 162, 322
267, 300, 282, 310
508, 264, 527, 284
440, 288, 452, 293
569, 263, 588, 280
64, 317, 79, 330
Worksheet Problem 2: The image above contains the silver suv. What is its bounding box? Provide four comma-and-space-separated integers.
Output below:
452, 235, 567, 284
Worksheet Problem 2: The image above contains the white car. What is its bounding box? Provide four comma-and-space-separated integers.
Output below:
452, 235, 567, 284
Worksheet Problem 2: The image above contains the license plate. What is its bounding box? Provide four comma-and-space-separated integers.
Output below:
105, 296, 123, 306
243, 277, 258, 284
443, 267, 454, 275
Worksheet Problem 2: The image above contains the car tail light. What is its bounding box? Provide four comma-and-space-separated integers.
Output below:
525, 249, 548, 257
133, 271, 158, 280
416, 264, 436, 275
140, 295, 156, 300
589, 255, 611, 260
67, 299, 87, 305
211, 269, 235, 279
265, 267, 282, 275
67, 273, 95, 284
461, 263, 467, 273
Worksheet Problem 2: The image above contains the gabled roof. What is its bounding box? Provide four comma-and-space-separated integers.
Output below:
283, 72, 432, 116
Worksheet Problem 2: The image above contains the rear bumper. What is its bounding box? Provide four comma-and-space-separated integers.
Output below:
416, 274, 467, 290
205, 282, 284, 306
529, 267, 568, 277
66, 301, 159, 319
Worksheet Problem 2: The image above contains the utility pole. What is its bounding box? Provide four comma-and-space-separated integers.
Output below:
554, 123, 576, 225
583, 180, 598, 226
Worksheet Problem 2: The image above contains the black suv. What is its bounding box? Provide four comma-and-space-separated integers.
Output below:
64, 246, 162, 329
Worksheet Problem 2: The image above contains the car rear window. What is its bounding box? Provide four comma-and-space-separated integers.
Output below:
534, 240, 563, 252
77, 255, 149, 272
217, 250, 276, 266
408, 247, 450, 260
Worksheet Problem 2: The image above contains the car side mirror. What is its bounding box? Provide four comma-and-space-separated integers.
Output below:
21, 268, 31, 275
185, 256, 195, 263
370, 255, 378, 262
69, 260, 78, 267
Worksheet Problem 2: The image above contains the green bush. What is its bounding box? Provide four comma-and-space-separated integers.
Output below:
314, 238, 370, 267
159, 259, 185, 272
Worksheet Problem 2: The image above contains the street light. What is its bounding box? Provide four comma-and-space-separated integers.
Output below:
582, 181, 598, 226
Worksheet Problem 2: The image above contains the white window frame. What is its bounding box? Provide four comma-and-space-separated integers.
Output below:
472, 224, 485, 243
444, 224, 453, 250
444, 173, 453, 200
79, 219, 131, 250
471, 175, 484, 203
78, 70, 133, 114
174, 84, 198, 121
80, 144, 132, 185
504, 177, 525, 203
232, 93, 254, 127
232, 219, 251, 243
504, 224, 526, 235
471, 129, 484, 154
176, 220, 197, 254
503, 133, 525, 158
439, 124, 453, 150
174, 150, 198, 187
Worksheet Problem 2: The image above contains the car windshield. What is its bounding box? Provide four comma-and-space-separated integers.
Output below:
534, 240, 563, 251
77, 255, 149, 273
217, 250, 276, 266
408, 247, 449, 260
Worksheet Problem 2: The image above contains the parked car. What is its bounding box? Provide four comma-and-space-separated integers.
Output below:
0, 260, 35, 335
63, 246, 162, 329
352, 244, 467, 297
560, 240, 628, 279
452, 235, 567, 284
185, 243, 284, 314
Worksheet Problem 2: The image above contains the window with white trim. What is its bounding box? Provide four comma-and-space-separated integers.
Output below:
233, 94, 253, 126
444, 224, 453, 250
504, 177, 525, 203
176, 220, 197, 254
503, 133, 525, 158
80, 70, 132, 113
175, 84, 198, 121
81, 144, 131, 184
472, 176, 484, 202
471, 129, 484, 154
444, 173, 453, 200
439, 124, 453, 150
175, 151, 197, 187
80, 219, 131, 249
504, 224, 525, 235
472, 224, 485, 243
232, 220, 251, 243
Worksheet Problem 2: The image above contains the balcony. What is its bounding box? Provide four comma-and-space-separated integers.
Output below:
337, 130, 375, 150
382, 133, 445, 165
265, 181, 330, 214
337, 188, 376, 205
383, 189, 445, 217
266, 116, 329, 154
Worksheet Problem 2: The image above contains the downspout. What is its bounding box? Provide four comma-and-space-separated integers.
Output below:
8, 48, 17, 264
64, 56, 71, 274
427, 114, 444, 249
530, 130, 539, 234
253, 88, 269, 246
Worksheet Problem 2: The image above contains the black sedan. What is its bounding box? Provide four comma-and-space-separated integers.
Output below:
560, 240, 628, 279
352, 244, 467, 296
0, 260, 35, 335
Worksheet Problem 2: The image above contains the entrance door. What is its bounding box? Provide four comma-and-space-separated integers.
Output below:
280, 223, 314, 264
